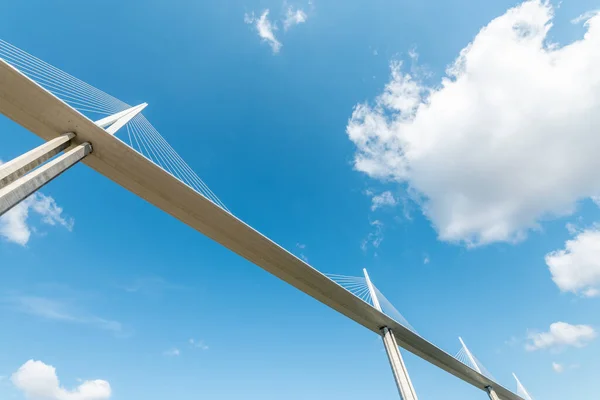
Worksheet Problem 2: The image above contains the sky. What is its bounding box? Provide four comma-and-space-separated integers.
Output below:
1, 0, 599, 399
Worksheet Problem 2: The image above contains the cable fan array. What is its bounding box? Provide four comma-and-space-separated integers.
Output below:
0, 39, 131, 117
454, 341, 496, 381
123, 113, 229, 211
324, 273, 417, 334
0, 39, 229, 212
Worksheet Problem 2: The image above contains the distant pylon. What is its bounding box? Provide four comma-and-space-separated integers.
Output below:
458, 337, 499, 400
513, 373, 534, 400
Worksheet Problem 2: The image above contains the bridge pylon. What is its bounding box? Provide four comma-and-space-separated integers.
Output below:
363, 268, 418, 400
458, 337, 501, 400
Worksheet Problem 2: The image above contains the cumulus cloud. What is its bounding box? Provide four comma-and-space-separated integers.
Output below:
370, 191, 398, 211
525, 322, 597, 351
244, 10, 282, 53
283, 7, 307, 31
346, 0, 600, 246
12, 360, 111, 400
0, 192, 73, 246
552, 362, 564, 373
545, 228, 600, 297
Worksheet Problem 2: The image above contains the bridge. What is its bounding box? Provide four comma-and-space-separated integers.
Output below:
0, 40, 534, 400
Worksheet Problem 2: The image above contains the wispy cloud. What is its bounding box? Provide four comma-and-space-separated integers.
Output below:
245, 4, 310, 53
370, 191, 397, 211
283, 6, 307, 31
552, 361, 579, 373
571, 10, 599, 24
120, 276, 183, 295
244, 10, 282, 53
504, 335, 521, 347
552, 362, 564, 373
163, 348, 180, 357
295, 243, 308, 262
189, 338, 209, 351
163, 339, 208, 357
6, 295, 126, 336
361, 220, 384, 253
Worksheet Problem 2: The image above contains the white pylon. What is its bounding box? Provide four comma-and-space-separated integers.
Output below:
513, 373, 534, 400
94, 103, 148, 135
459, 337, 500, 400
459, 336, 482, 374
363, 269, 418, 400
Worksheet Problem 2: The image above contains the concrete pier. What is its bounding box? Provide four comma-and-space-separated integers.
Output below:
0, 142, 91, 216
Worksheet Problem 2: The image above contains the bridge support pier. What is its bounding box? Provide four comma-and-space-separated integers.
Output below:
381, 326, 418, 400
0, 133, 75, 187
0, 136, 91, 217
363, 269, 418, 400
486, 386, 500, 400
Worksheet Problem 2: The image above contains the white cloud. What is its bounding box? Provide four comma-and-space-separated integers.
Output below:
189, 339, 209, 351
8, 295, 124, 335
283, 7, 307, 31
346, 1, 600, 246
245, 10, 282, 53
0, 192, 73, 246
12, 360, 111, 400
370, 191, 397, 211
163, 348, 180, 357
552, 362, 564, 373
423, 255, 430, 264
361, 220, 384, 251
545, 228, 600, 297
525, 322, 597, 351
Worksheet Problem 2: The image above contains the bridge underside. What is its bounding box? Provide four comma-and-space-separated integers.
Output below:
0, 59, 523, 400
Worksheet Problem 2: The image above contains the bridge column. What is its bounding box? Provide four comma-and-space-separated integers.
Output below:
0, 133, 75, 187
381, 326, 418, 400
364, 269, 418, 400
486, 386, 500, 400
0, 140, 91, 217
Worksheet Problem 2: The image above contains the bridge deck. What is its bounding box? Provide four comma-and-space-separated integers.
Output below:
0, 59, 522, 400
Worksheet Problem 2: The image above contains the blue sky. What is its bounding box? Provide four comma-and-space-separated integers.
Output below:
1, 0, 600, 399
